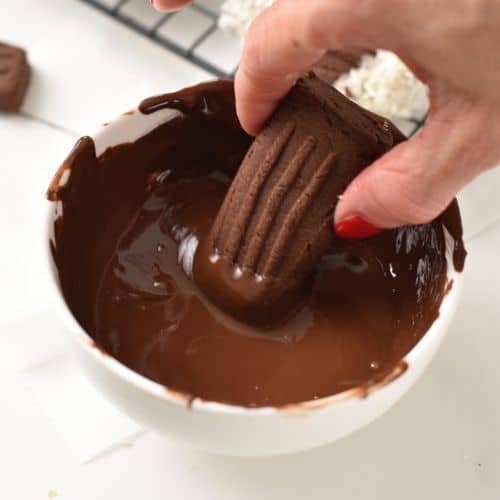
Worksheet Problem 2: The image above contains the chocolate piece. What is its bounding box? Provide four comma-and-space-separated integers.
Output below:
194, 74, 405, 326
48, 81, 464, 408
0, 42, 30, 112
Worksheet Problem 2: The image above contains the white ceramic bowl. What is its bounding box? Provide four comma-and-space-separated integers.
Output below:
44, 102, 464, 457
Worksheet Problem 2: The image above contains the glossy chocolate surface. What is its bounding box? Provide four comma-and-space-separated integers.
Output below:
49, 81, 465, 407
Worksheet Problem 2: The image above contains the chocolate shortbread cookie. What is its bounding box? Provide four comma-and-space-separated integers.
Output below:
194, 73, 405, 326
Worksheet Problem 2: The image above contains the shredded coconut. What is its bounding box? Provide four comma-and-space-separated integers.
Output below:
219, 0, 274, 39
334, 50, 429, 120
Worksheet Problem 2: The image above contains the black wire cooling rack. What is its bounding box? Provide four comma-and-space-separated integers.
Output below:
79, 0, 232, 78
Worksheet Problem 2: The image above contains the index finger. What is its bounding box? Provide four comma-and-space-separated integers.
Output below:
235, 0, 404, 135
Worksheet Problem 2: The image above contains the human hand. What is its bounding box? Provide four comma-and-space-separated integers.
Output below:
149, 0, 191, 12
235, 0, 500, 234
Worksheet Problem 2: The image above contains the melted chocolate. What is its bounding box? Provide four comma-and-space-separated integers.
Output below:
49, 81, 465, 408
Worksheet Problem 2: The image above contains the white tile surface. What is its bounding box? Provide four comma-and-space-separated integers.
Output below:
118, 0, 166, 31
193, 27, 242, 74
19, 0, 210, 134
0, 311, 67, 373
0, 0, 79, 50
195, 0, 224, 15
0, 115, 75, 322
0, 309, 141, 464
156, 7, 214, 52
458, 165, 500, 241
24, 354, 142, 462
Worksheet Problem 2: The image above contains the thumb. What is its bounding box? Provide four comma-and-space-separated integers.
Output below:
334, 93, 496, 234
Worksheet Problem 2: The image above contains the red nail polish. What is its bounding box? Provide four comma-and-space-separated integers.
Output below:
334, 216, 383, 240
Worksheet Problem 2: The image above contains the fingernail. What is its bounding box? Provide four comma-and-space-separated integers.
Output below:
334, 216, 383, 240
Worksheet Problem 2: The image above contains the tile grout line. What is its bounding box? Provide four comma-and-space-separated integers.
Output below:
19, 111, 80, 138
83, 429, 147, 464
189, 23, 217, 56
465, 216, 500, 243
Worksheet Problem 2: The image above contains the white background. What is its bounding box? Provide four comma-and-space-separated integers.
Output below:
0, 0, 499, 498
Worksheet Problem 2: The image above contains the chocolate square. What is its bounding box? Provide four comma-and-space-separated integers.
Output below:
0, 42, 30, 113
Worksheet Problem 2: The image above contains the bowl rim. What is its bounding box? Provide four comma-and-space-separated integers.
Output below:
43, 103, 465, 417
